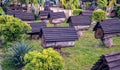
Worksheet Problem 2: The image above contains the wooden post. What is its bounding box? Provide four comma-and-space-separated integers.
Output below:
101, 38, 113, 47
77, 30, 83, 37
41, 35, 45, 48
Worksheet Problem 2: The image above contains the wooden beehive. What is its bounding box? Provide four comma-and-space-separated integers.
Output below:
15, 11, 35, 21
48, 12, 66, 27
79, 10, 93, 17
93, 18, 120, 47
27, 22, 46, 39
7, 9, 15, 16
41, 27, 78, 48
7, 9, 24, 16
92, 52, 120, 70
8, 4, 26, 10
39, 11, 53, 20
44, 6, 51, 11
8, 4, 21, 10
67, 15, 91, 37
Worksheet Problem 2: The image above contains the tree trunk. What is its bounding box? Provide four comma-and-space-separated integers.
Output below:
101, 38, 113, 47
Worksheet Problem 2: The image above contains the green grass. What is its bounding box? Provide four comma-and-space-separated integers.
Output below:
1, 23, 120, 70
62, 25, 120, 70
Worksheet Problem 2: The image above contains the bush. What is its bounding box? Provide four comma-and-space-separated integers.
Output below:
0, 7, 5, 15
117, 10, 120, 18
97, 0, 108, 10
1, 57, 16, 70
92, 9, 107, 22
113, 6, 120, 18
61, 0, 80, 9
0, 15, 31, 42
72, 9, 83, 16
24, 48, 63, 70
11, 42, 32, 68
114, 6, 120, 12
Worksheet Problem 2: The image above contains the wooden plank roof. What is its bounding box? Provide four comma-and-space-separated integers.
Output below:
39, 11, 52, 16
93, 18, 120, 34
80, 10, 93, 17
7, 9, 15, 16
92, 52, 120, 70
15, 11, 35, 21
28, 22, 46, 28
39, 11, 53, 20
42, 27, 78, 43
8, 4, 27, 10
27, 22, 46, 34
7, 9, 23, 16
100, 23, 120, 34
48, 12, 66, 19
101, 18, 120, 23
67, 15, 91, 26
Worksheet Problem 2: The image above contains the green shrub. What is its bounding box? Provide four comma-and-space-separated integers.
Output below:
1, 57, 16, 70
114, 6, 120, 12
97, 0, 108, 10
61, 0, 80, 9
0, 15, 31, 42
0, 7, 5, 15
114, 6, 120, 18
117, 10, 120, 18
92, 9, 107, 22
24, 48, 63, 70
72, 9, 83, 16
11, 42, 32, 68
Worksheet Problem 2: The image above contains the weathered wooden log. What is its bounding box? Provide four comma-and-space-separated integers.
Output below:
42, 35, 75, 48
41, 35, 46, 47
74, 25, 89, 37
74, 25, 90, 30
50, 18, 65, 27
52, 18, 65, 24
40, 16, 48, 19
44, 41, 75, 48
95, 28, 104, 39
101, 38, 113, 47
77, 30, 83, 37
